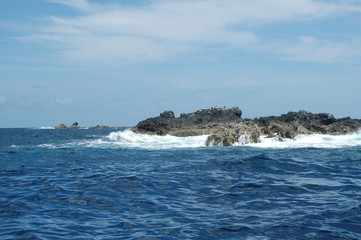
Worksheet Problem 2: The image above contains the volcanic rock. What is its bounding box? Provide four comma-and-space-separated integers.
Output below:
132, 108, 361, 146
254, 110, 361, 138
133, 107, 259, 146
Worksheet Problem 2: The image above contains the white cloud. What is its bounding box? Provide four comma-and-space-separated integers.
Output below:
28, 0, 361, 63
263, 36, 361, 63
0, 96, 6, 104
56, 97, 73, 105
47, 0, 99, 12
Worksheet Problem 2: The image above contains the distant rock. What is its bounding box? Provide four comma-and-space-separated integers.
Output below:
54, 122, 80, 129
54, 124, 67, 129
132, 107, 361, 146
71, 122, 80, 128
90, 124, 110, 129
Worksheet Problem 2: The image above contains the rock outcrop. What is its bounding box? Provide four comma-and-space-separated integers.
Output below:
133, 107, 242, 135
54, 122, 80, 129
71, 122, 80, 128
132, 107, 259, 146
53, 122, 113, 129
132, 107, 361, 146
255, 110, 361, 139
54, 124, 67, 129
90, 124, 110, 129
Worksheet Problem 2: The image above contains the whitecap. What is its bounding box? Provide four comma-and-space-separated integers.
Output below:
38, 143, 57, 149
246, 132, 361, 149
106, 130, 208, 149
34, 127, 55, 130
32, 129, 361, 150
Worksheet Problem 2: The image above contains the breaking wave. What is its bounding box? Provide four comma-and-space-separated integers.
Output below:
103, 130, 361, 149
106, 130, 208, 149
34, 129, 361, 150
36, 127, 56, 129
36, 130, 208, 150
246, 132, 361, 149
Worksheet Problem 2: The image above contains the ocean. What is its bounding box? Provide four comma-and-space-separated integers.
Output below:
1, 128, 361, 239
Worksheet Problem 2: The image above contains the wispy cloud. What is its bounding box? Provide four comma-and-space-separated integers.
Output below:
47, 0, 100, 12
25, 0, 361, 64
262, 36, 361, 63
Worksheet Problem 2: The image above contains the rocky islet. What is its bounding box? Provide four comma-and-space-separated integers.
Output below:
132, 107, 361, 146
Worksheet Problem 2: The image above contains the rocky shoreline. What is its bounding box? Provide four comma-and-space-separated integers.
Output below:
132, 107, 361, 146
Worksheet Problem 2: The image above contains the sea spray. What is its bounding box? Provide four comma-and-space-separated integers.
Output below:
247, 131, 361, 149
34, 129, 361, 150
107, 130, 208, 149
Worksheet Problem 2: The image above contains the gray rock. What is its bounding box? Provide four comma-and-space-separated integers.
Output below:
160, 110, 175, 119
255, 110, 361, 138
133, 107, 242, 136
132, 108, 361, 146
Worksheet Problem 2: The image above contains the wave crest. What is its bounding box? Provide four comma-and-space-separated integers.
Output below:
107, 130, 208, 149
246, 132, 361, 149
33, 130, 361, 150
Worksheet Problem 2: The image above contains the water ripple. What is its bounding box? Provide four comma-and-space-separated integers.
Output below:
1, 130, 361, 239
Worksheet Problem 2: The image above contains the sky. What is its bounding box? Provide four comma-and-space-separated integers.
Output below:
1, 0, 361, 127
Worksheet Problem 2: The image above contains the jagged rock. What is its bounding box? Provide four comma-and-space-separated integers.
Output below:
133, 107, 258, 146
326, 118, 361, 134
178, 107, 242, 125
160, 110, 175, 119
223, 135, 236, 146
255, 110, 361, 138
71, 122, 80, 128
206, 134, 223, 146
132, 108, 361, 146
133, 107, 242, 136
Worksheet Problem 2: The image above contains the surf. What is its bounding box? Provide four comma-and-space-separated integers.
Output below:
106, 130, 208, 149
245, 131, 361, 149
33, 129, 361, 150
105, 130, 361, 149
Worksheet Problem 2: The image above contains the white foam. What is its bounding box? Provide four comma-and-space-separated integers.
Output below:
33, 130, 207, 150
246, 132, 361, 149
38, 143, 57, 149
106, 130, 208, 149
33, 129, 361, 150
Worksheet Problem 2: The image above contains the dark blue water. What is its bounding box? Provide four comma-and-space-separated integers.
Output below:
1, 128, 361, 239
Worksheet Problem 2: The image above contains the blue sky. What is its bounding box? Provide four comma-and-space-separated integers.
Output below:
1, 0, 361, 127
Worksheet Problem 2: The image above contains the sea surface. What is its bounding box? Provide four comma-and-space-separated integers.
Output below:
1, 128, 361, 239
